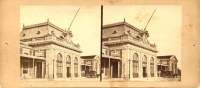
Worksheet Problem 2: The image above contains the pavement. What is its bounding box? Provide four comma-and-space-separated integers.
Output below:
21, 77, 181, 88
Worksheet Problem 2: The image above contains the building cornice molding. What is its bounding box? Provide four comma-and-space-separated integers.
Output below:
27, 39, 82, 53
103, 35, 157, 53
21, 41, 81, 53
103, 40, 157, 53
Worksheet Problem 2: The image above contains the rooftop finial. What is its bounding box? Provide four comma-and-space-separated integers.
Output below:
124, 18, 126, 22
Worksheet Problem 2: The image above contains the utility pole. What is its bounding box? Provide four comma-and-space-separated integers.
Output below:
100, 5, 103, 82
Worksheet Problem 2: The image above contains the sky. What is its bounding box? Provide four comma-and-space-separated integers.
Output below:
20, 5, 182, 68
20, 5, 101, 56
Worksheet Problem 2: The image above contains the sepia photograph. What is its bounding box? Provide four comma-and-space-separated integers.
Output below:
18, 5, 181, 87
20, 5, 101, 80
1, 0, 200, 88
101, 5, 181, 81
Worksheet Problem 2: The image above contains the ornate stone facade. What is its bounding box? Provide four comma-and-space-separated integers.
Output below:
102, 21, 158, 79
20, 20, 81, 79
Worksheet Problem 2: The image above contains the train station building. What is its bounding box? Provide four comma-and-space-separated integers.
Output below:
101, 20, 158, 79
20, 20, 82, 79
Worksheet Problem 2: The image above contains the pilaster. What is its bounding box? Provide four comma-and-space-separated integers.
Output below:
118, 61, 120, 78
130, 58, 133, 78
54, 58, 57, 79
42, 61, 45, 78
63, 56, 66, 78
147, 56, 151, 78
121, 46, 129, 79
45, 47, 55, 79
154, 57, 158, 77
45, 60, 49, 79
138, 52, 143, 78
78, 56, 81, 78
71, 55, 74, 79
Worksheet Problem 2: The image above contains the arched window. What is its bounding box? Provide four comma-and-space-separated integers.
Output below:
142, 55, 147, 77
66, 55, 71, 78
133, 53, 139, 78
150, 57, 154, 77
57, 53, 63, 78
142, 55, 147, 65
74, 57, 78, 77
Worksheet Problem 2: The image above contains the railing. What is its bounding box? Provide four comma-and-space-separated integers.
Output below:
126, 35, 156, 48
27, 35, 80, 52
103, 36, 157, 52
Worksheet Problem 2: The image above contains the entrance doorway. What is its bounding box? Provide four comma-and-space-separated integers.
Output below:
143, 67, 147, 78
66, 67, 71, 78
111, 61, 118, 78
101, 58, 121, 78
36, 62, 42, 78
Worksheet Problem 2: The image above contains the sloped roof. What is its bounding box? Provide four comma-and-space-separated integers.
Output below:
157, 55, 174, 59
22, 21, 69, 34
157, 55, 178, 62
81, 55, 97, 59
103, 21, 145, 33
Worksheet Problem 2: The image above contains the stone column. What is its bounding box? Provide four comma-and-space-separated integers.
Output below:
118, 61, 120, 78
45, 47, 55, 79
34, 62, 37, 78
33, 59, 35, 78
42, 61, 45, 78
53, 59, 57, 79
154, 57, 158, 77
130, 59, 133, 78
127, 48, 131, 79
121, 47, 130, 79
63, 56, 66, 78
45, 61, 49, 79
147, 56, 151, 78
111, 64, 113, 78
71, 56, 74, 79
138, 53, 143, 78
78, 56, 81, 78
121, 49, 126, 78
108, 58, 111, 78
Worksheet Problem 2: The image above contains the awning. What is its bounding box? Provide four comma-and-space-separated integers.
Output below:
20, 54, 45, 60
102, 55, 121, 60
